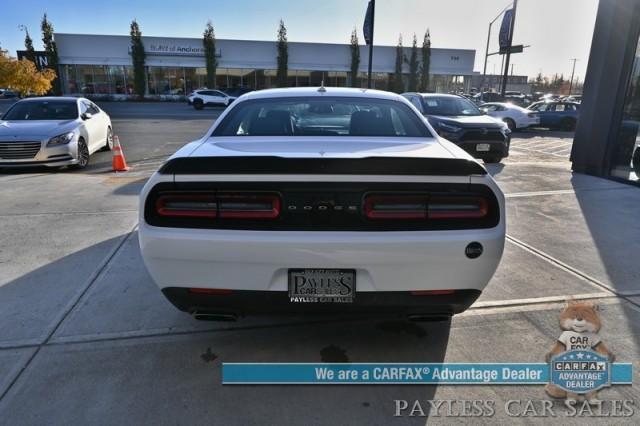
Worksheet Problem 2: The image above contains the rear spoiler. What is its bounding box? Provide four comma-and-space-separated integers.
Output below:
158, 156, 487, 176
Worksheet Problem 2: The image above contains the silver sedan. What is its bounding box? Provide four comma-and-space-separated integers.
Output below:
0, 97, 113, 169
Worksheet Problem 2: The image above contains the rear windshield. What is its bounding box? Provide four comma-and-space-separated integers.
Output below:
212, 96, 431, 137
421, 96, 482, 116
2, 100, 78, 120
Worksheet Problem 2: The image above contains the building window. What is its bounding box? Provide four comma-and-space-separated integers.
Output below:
611, 35, 640, 182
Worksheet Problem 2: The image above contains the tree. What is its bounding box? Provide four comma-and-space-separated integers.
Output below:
0, 49, 55, 95
24, 30, 36, 63
391, 35, 404, 93
41, 14, 60, 94
420, 29, 431, 92
203, 21, 217, 89
129, 19, 147, 97
349, 28, 360, 88
276, 20, 288, 87
407, 34, 419, 92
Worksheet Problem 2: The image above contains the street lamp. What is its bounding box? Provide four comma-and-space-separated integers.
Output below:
482, 3, 513, 91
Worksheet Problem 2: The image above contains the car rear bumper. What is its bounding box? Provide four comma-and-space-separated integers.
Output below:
162, 287, 481, 318
139, 224, 505, 295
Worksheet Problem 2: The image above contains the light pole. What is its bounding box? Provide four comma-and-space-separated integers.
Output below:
568, 58, 578, 95
500, 0, 518, 96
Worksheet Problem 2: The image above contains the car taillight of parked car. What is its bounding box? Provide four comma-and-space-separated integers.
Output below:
156, 192, 281, 220
363, 194, 489, 220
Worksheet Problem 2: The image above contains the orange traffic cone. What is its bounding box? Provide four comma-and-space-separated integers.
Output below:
112, 135, 129, 171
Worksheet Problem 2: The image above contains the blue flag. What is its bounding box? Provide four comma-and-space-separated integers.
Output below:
363, 1, 374, 45
499, 9, 513, 51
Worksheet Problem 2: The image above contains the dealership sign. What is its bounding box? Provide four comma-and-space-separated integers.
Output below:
16, 50, 51, 70
128, 43, 221, 57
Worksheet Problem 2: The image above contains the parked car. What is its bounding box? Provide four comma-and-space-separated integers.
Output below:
187, 89, 236, 110
221, 87, 253, 98
403, 92, 511, 163
472, 92, 505, 105
0, 97, 113, 169
139, 87, 506, 321
562, 95, 582, 103
480, 102, 540, 131
527, 101, 580, 130
0, 89, 18, 99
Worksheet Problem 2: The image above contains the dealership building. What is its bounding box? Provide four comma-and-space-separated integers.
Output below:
53, 33, 477, 96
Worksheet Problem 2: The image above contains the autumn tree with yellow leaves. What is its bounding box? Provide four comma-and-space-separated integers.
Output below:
0, 49, 56, 95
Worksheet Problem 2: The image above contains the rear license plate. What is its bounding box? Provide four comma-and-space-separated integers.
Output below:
288, 269, 355, 303
476, 143, 491, 152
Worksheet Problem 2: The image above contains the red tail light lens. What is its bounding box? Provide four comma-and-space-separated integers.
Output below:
155, 193, 280, 220
364, 194, 427, 219
156, 194, 217, 218
218, 194, 281, 219
428, 196, 488, 219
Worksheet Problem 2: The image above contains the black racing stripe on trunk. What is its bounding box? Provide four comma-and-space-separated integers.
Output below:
158, 156, 487, 176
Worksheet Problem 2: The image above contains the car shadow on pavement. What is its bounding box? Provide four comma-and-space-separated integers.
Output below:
0, 232, 452, 424
513, 129, 575, 139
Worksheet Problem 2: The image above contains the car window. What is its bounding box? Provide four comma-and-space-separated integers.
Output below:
530, 103, 549, 112
564, 103, 576, 111
88, 102, 100, 114
553, 104, 566, 112
483, 105, 498, 112
212, 91, 225, 97
213, 96, 432, 137
420, 96, 483, 116
2, 100, 79, 120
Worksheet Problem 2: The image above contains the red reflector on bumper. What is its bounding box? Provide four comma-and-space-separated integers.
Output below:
188, 288, 233, 295
410, 290, 457, 296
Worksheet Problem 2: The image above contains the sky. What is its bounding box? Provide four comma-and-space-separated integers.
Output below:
1, 0, 598, 81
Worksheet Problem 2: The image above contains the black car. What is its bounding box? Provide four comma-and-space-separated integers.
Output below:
403, 93, 511, 163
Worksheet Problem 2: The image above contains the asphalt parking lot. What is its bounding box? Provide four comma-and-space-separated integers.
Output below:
0, 101, 639, 425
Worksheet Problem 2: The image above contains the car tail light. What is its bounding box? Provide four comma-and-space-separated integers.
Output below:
156, 194, 217, 218
155, 193, 280, 220
188, 288, 233, 295
428, 196, 488, 219
218, 194, 281, 219
411, 290, 456, 296
364, 194, 427, 219
364, 194, 488, 220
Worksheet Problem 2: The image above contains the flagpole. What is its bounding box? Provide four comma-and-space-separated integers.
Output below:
367, 0, 375, 88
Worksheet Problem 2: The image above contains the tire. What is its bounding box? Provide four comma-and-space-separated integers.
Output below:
560, 117, 576, 131
70, 137, 89, 170
100, 127, 113, 151
484, 156, 503, 164
193, 99, 204, 110
504, 118, 516, 131
633, 147, 640, 177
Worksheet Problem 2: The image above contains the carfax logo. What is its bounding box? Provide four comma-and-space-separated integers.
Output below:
545, 300, 615, 404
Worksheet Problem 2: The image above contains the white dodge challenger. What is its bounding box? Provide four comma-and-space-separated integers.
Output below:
139, 87, 505, 321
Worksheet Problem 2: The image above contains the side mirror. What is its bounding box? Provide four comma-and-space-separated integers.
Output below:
81, 112, 93, 120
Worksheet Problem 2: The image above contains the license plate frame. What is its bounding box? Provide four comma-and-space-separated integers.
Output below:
288, 269, 356, 303
476, 143, 491, 152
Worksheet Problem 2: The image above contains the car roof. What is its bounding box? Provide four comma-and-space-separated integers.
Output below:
18, 96, 80, 103
403, 93, 472, 101
242, 87, 405, 102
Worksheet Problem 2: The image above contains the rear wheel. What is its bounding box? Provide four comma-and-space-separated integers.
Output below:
193, 99, 204, 110
70, 137, 89, 170
504, 118, 516, 131
101, 127, 113, 151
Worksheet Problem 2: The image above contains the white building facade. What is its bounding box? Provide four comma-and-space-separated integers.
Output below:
55, 33, 477, 96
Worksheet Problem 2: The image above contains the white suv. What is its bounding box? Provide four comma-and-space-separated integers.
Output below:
187, 89, 236, 110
